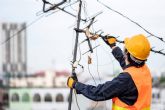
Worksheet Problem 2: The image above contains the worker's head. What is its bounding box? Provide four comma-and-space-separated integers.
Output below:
124, 34, 151, 67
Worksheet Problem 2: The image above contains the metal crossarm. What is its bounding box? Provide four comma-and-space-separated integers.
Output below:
42, 0, 67, 12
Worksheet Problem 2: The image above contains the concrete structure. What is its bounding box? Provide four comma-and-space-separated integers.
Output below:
0, 22, 27, 109
0, 22, 27, 80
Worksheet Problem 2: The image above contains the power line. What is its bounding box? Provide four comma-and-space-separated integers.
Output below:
1, 1, 86, 46
97, 0, 165, 43
151, 48, 165, 56
1, 15, 44, 45
75, 26, 165, 56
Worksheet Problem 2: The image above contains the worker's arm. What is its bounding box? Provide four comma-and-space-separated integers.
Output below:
112, 46, 126, 69
102, 36, 126, 69
73, 73, 137, 105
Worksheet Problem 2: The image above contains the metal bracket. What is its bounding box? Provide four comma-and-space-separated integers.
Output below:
42, 0, 67, 12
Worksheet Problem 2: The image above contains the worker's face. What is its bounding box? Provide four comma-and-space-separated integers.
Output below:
123, 48, 127, 58
123, 47, 129, 65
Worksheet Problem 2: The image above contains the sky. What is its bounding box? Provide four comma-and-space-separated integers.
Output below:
0, 0, 165, 77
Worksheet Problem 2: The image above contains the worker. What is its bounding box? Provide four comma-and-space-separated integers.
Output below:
67, 34, 152, 110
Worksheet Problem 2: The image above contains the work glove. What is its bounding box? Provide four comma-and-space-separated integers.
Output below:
102, 36, 117, 48
67, 75, 78, 88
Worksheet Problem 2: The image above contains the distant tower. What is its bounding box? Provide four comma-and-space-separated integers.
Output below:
0, 22, 27, 81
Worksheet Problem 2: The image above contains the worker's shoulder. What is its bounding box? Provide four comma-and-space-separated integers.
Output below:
117, 72, 133, 80
114, 72, 136, 88
111, 72, 135, 89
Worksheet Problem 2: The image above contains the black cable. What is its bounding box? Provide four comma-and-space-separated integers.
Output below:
1, 1, 82, 46
82, 0, 88, 20
82, 4, 99, 108
151, 48, 165, 56
78, 42, 82, 64
1, 15, 44, 45
74, 90, 81, 110
42, 0, 67, 13
95, 38, 108, 110
68, 0, 82, 109
97, 0, 165, 43
69, 1, 78, 12
87, 64, 98, 110
99, 39, 115, 73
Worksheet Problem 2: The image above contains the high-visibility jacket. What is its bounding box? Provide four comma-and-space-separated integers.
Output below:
112, 64, 152, 110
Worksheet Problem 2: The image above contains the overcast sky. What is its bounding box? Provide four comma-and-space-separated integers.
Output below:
0, 0, 165, 77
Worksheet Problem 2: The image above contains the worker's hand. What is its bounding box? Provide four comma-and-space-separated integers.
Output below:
67, 76, 78, 88
102, 36, 117, 48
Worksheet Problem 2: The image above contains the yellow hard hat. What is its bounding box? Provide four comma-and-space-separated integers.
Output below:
124, 34, 151, 60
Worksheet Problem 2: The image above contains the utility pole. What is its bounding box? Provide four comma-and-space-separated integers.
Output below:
68, 0, 82, 110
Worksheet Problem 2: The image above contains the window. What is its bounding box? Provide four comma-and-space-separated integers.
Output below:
3, 93, 9, 106
11, 93, 19, 102
152, 93, 155, 99
22, 93, 30, 102
3, 93, 8, 101
56, 93, 64, 102
44, 93, 52, 102
33, 93, 41, 102
157, 93, 160, 99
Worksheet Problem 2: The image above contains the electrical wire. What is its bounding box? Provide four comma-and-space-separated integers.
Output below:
78, 42, 82, 64
1, 15, 44, 45
3, 1, 165, 110
92, 22, 111, 109
82, 2, 101, 109
95, 42, 107, 110
74, 90, 81, 110
151, 48, 165, 56
1, 0, 80, 46
82, 0, 88, 20
77, 3, 115, 108
99, 40, 115, 74
69, 1, 78, 12
71, 1, 83, 109
97, 0, 165, 43
90, 22, 108, 109
87, 63, 98, 110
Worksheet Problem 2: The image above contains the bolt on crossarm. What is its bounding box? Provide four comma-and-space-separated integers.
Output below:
68, 0, 82, 110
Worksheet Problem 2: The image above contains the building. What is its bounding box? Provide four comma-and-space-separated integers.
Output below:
9, 70, 70, 110
8, 71, 112, 110
0, 22, 27, 82
9, 88, 70, 110
9, 70, 69, 88
0, 22, 27, 109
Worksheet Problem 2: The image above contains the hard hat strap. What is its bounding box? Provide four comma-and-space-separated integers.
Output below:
130, 55, 143, 64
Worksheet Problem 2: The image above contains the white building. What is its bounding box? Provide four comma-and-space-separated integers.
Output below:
9, 70, 69, 88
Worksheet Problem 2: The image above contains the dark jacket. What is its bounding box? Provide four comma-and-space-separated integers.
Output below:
74, 47, 138, 105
